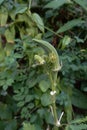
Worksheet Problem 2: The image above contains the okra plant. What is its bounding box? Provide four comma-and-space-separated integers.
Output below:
0, 0, 87, 130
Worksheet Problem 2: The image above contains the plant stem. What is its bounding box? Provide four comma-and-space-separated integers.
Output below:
49, 73, 59, 130
29, 0, 32, 10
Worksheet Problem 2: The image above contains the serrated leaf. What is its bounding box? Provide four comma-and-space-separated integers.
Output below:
44, 0, 71, 9
73, 0, 87, 11
32, 13, 44, 33
57, 19, 85, 33
39, 80, 50, 92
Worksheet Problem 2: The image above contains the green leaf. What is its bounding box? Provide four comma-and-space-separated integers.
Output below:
72, 88, 87, 109
44, 111, 54, 124
32, 13, 44, 33
26, 77, 37, 88
70, 116, 87, 124
0, 12, 8, 26
17, 101, 25, 107
5, 26, 15, 43
25, 95, 34, 103
13, 94, 25, 101
44, 0, 71, 9
70, 124, 87, 130
59, 35, 71, 50
74, 36, 84, 43
28, 103, 34, 109
41, 93, 52, 106
15, 4, 27, 15
23, 123, 35, 130
0, 0, 4, 5
37, 108, 45, 118
39, 80, 50, 92
57, 19, 85, 33
73, 0, 87, 11
4, 43, 14, 56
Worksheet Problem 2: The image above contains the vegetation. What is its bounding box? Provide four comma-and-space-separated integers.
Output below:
0, 0, 87, 130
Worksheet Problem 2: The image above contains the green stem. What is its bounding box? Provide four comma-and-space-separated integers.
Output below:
29, 0, 32, 10
50, 73, 59, 130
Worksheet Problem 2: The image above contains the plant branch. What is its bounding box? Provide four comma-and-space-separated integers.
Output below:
29, 0, 32, 10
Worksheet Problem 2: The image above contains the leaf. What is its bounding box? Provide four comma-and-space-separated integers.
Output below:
4, 43, 14, 56
41, 93, 52, 106
70, 116, 87, 124
28, 103, 34, 109
39, 80, 50, 92
37, 108, 45, 118
25, 95, 34, 103
60, 35, 71, 50
0, 0, 4, 5
23, 123, 35, 130
13, 94, 25, 101
72, 88, 87, 109
44, 0, 71, 9
32, 13, 44, 33
70, 124, 87, 130
44, 111, 54, 124
15, 4, 27, 15
26, 77, 37, 88
73, 0, 87, 11
74, 36, 84, 43
57, 19, 85, 33
17, 101, 25, 107
0, 12, 8, 26
5, 26, 15, 43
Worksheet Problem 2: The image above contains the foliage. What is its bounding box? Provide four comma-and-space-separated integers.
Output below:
0, 0, 87, 130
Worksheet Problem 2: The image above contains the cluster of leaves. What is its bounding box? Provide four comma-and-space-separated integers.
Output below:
0, 0, 87, 130
0, 1, 60, 130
